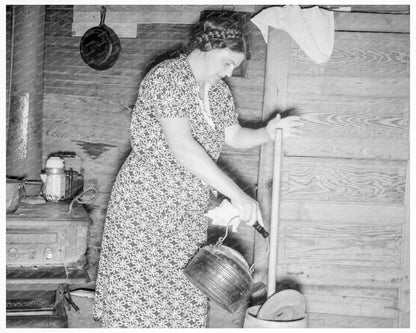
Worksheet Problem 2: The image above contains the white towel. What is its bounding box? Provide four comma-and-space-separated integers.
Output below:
251, 5, 334, 64
206, 199, 241, 232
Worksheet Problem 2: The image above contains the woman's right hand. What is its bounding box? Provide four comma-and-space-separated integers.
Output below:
230, 192, 264, 228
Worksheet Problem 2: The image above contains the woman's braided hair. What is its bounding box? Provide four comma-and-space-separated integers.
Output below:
183, 16, 249, 59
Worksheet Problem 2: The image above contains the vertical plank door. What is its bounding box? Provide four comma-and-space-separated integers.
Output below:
255, 11, 409, 328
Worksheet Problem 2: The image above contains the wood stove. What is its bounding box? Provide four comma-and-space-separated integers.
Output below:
6, 201, 91, 328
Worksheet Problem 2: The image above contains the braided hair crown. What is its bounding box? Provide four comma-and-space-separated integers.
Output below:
186, 16, 248, 57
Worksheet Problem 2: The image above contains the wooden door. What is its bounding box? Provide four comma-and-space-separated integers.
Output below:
255, 11, 409, 328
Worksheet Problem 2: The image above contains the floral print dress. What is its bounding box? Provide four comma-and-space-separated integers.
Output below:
92, 55, 238, 328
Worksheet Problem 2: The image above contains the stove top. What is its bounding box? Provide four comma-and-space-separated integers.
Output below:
7, 202, 91, 289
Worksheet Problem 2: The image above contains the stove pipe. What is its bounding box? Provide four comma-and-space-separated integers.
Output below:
6, 5, 45, 180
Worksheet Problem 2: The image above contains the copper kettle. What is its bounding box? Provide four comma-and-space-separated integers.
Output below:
184, 236, 265, 313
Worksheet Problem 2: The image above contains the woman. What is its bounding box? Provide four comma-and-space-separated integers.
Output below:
93, 16, 302, 328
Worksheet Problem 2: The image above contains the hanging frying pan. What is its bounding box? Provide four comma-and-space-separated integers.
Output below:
80, 6, 121, 70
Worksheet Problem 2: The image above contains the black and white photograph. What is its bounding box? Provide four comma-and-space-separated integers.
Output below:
3, 1, 413, 330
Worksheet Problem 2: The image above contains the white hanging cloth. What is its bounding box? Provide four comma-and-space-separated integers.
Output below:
251, 5, 335, 64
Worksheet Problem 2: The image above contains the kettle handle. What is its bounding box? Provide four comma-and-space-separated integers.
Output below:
215, 224, 231, 247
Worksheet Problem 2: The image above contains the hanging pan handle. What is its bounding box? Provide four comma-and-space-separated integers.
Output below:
99, 6, 106, 26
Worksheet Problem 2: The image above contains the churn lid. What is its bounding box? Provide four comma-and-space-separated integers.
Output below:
46, 156, 65, 169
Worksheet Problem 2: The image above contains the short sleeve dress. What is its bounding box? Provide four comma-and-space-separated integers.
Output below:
92, 55, 238, 328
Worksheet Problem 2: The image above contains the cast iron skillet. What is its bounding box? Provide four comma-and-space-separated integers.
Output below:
80, 6, 121, 70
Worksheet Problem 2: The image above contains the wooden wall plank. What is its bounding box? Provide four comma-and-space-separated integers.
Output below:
303, 285, 399, 319
288, 95, 409, 140
44, 93, 133, 115
43, 111, 130, 132
281, 157, 406, 204
278, 263, 402, 288
280, 201, 406, 224
334, 12, 409, 33
72, 22, 137, 38
44, 82, 139, 103
253, 4, 410, 16
45, 34, 188, 48
321, 5, 409, 14
307, 312, 397, 328
217, 147, 259, 196
44, 43, 180, 58
73, 11, 200, 27
229, 91, 265, 111
291, 32, 409, 77
44, 72, 139, 87
44, 119, 130, 146
45, 64, 145, 79
288, 75, 409, 98
279, 221, 403, 267
45, 50, 170, 74
73, 5, 256, 14
43, 79, 138, 94
45, 6, 73, 37
284, 137, 409, 160
46, 5, 73, 10
134, 23, 193, 39
398, 163, 410, 327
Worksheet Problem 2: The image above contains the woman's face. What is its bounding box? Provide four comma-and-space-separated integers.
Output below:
199, 48, 245, 85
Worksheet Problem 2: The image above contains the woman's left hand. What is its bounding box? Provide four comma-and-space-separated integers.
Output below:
265, 114, 303, 140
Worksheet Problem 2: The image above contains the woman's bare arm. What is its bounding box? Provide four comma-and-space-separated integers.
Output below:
225, 114, 303, 149
159, 117, 263, 226
225, 123, 270, 149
